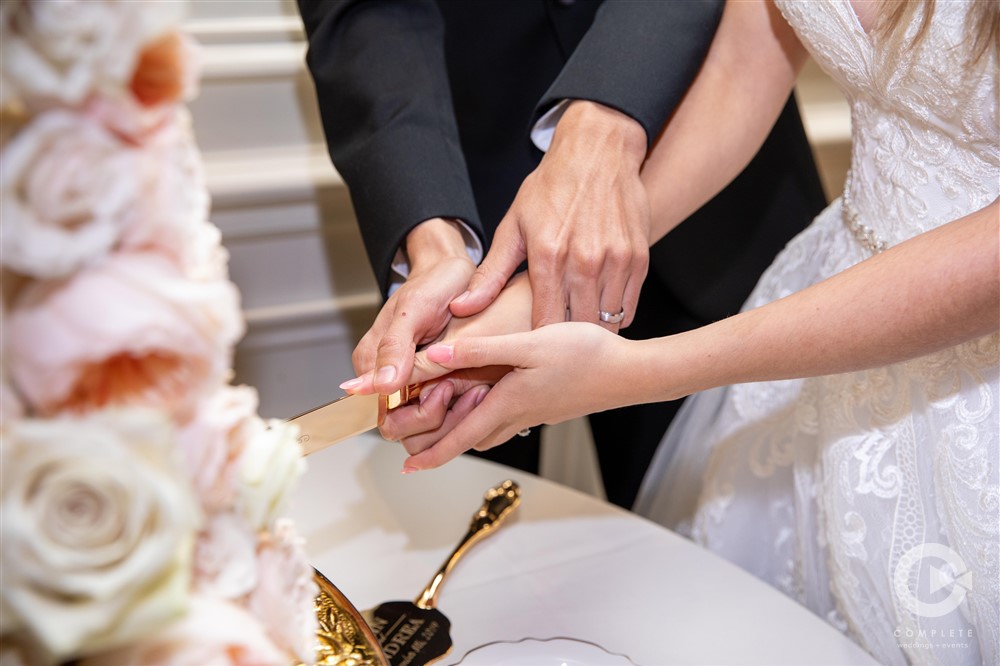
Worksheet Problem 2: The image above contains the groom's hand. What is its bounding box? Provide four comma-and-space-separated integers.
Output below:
450, 100, 650, 334
377, 272, 533, 449
347, 219, 475, 395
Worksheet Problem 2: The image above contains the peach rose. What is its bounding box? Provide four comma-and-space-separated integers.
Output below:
0, 0, 186, 110
6, 251, 243, 419
80, 596, 288, 666
130, 31, 201, 108
248, 520, 319, 665
0, 409, 200, 660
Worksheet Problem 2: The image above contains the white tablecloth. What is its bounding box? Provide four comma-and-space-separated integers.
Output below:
290, 433, 877, 665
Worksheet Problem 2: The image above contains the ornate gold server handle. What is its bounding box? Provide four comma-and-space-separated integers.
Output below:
414, 480, 521, 610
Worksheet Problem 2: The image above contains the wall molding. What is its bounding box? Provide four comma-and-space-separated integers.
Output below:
203, 143, 343, 209
185, 14, 305, 43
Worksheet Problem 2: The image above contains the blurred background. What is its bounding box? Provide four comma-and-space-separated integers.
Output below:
187, 0, 851, 498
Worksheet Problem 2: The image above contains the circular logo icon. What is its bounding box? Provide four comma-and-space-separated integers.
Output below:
893, 543, 973, 618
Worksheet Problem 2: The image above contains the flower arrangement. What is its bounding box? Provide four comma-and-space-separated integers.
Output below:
0, 2, 317, 664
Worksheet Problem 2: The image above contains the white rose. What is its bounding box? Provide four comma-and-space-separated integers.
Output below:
0, 409, 200, 660
0, 0, 186, 109
238, 419, 305, 532
7, 250, 244, 419
79, 596, 287, 666
0, 107, 215, 280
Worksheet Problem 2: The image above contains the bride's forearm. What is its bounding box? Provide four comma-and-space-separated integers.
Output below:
641, 202, 1000, 402
641, 0, 807, 241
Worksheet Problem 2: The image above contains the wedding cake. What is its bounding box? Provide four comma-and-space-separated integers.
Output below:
0, 2, 327, 663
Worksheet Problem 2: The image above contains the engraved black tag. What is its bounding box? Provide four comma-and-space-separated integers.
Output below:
366, 602, 452, 666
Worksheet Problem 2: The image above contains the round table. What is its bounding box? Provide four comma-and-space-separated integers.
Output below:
290, 433, 877, 665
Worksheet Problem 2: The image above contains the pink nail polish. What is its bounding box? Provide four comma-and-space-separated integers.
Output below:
474, 386, 489, 406
401, 466, 419, 475
427, 344, 454, 363
339, 377, 363, 391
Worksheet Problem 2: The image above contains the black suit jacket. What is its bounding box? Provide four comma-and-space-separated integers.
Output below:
298, 1, 813, 308
298, 0, 828, 503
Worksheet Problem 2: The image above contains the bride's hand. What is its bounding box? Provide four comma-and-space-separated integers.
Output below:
374, 272, 533, 450
401, 322, 634, 472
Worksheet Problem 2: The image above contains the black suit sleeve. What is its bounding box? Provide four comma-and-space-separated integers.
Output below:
298, 0, 482, 295
538, 0, 725, 147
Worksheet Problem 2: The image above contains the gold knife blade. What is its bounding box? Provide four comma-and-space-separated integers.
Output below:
290, 384, 422, 456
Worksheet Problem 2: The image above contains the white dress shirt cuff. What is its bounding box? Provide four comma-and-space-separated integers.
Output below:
530, 99, 571, 152
387, 219, 484, 296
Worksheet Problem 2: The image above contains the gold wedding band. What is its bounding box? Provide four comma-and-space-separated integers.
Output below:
599, 308, 625, 324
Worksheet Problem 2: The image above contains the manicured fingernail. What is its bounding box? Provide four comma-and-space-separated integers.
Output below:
375, 365, 396, 385
452, 291, 470, 304
474, 385, 489, 406
426, 344, 454, 363
339, 377, 363, 391
401, 466, 419, 475
419, 383, 439, 404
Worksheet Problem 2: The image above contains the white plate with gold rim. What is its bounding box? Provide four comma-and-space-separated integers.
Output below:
450, 637, 637, 665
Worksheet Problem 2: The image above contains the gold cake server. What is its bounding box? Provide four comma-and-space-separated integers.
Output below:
361, 480, 521, 666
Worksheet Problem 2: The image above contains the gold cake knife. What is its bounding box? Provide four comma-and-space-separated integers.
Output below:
290, 384, 422, 455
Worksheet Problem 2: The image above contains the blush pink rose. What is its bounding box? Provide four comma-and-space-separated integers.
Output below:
80, 596, 288, 666
177, 385, 260, 514
6, 251, 243, 419
191, 512, 258, 601
1, 107, 218, 280
0, 110, 141, 279
247, 520, 319, 665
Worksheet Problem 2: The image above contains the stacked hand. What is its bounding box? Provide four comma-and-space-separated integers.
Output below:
401, 321, 632, 471
451, 101, 650, 333
346, 101, 651, 467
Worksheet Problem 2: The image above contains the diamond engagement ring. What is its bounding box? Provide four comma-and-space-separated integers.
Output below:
599, 308, 625, 324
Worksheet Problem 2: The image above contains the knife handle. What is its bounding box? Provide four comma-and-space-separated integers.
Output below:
377, 383, 422, 426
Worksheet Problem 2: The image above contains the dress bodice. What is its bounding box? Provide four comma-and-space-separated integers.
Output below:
775, 0, 998, 249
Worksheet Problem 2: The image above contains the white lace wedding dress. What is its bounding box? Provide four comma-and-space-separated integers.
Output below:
634, 2, 998, 664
